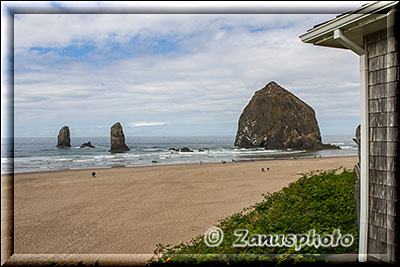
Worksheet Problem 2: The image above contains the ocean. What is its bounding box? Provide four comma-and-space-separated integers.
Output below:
1, 135, 357, 174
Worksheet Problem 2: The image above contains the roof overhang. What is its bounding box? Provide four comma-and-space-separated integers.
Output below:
299, 1, 398, 50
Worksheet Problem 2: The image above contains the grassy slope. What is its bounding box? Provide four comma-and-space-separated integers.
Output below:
153, 168, 358, 264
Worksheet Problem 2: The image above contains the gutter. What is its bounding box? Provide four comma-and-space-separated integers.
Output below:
333, 29, 369, 263
299, 1, 397, 44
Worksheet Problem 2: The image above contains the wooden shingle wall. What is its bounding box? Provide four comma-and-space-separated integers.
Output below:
366, 24, 399, 264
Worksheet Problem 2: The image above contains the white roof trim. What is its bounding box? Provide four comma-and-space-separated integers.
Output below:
299, 1, 398, 44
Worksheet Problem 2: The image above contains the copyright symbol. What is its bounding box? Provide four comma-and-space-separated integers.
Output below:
204, 227, 224, 247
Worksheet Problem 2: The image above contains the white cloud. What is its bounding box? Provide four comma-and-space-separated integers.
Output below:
8, 10, 366, 137
129, 122, 166, 127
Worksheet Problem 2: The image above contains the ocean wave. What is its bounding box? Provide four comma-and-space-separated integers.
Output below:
142, 148, 165, 152
93, 155, 115, 159
55, 158, 74, 162
8, 136, 358, 173
73, 159, 95, 163
340, 146, 357, 149
1, 158, 11, 163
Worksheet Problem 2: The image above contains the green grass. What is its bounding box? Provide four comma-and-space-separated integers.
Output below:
152, 168, 358, 265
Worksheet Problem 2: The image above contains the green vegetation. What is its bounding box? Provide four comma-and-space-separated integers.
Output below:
152, 168, 358, 265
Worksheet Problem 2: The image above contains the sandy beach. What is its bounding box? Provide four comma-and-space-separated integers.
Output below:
8, 156, 357, 255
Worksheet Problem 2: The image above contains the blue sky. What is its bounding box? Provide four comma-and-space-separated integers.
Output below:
2, 2, 370, 138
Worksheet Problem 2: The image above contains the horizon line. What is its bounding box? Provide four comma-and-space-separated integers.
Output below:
5, 133, 355, 139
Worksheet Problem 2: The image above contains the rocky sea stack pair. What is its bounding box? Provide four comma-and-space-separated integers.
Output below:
234, 81, 339, 150
56, 122, 130, 152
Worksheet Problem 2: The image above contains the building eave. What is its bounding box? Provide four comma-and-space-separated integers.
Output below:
299, 1, 398, 50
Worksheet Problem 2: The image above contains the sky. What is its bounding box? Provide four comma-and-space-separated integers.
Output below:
2, 1, 370, 138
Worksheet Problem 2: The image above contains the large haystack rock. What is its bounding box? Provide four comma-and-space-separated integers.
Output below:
56, 126, 71, 148
110, 122, 130, 152
234, 81, 339, 150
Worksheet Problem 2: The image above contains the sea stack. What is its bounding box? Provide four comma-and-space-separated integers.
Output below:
110, 122, 130, 152
56, 126, 71, 148
234, 81, 339, 150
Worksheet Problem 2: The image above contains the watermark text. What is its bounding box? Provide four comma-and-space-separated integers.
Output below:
204, 228, 353, 251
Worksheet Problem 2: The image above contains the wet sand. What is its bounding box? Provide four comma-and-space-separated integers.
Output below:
8, 156, 357, 255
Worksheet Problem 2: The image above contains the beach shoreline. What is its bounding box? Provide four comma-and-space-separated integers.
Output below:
4, 135, 358, 175
6, 154, 357, 176
5, 156, 358, 255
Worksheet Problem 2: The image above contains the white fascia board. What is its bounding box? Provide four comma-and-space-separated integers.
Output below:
299, 1, 398, 44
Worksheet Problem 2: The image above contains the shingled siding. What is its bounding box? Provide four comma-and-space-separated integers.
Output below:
366, 24, 399, 264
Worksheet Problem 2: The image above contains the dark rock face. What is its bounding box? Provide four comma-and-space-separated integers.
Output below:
180, 147, 193, 152
80, 141, 95, 148
56, 126, 71, 148
110, 122, 130, 152
234, 81, 339, 150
